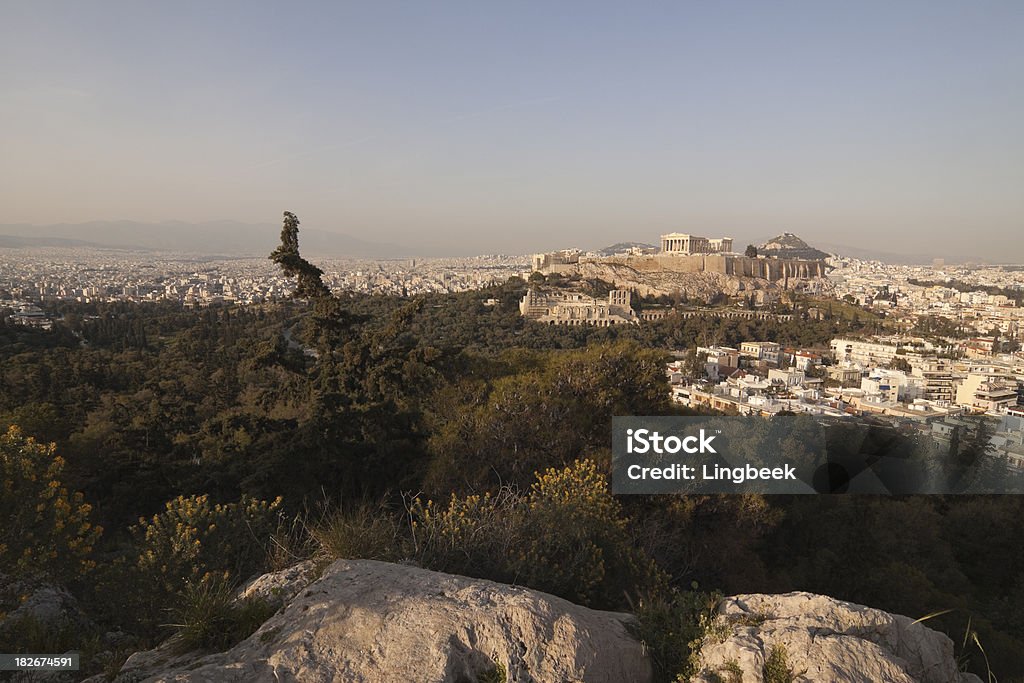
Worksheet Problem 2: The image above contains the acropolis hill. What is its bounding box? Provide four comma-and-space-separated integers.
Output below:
531, 232, 831, 301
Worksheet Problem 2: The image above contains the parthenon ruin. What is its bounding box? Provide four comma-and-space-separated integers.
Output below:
660, 233, 733, 255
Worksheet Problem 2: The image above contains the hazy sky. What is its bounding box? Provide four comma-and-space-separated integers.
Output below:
2, 1, 1022, 259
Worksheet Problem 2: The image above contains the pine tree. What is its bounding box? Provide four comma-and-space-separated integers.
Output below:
269, 211, 331, 299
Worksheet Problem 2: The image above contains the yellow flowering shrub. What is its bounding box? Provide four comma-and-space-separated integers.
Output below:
515, 459, 659, 606
407, 487, 521, 582
0, 425, 102, 584
132, 493, 283, 599
408, 460, 660, 608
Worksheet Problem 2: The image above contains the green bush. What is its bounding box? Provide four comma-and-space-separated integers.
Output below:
168, 573, 276, 652
265, 510, 316, 572
516, 459, 662, 606
476, 660, 507, 683
312, 503, 403, 563
408, 487, 521, 583
425, 342, 673, 492
409, 460, 660, 609
132, 494, 283, 603
629, 589, 723, 683
762, 644, 796, 683
708, 660, 744, 683
0, 426, 102, 585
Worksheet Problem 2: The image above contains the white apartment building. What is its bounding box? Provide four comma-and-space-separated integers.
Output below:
956, 373, 1020, 414
740, 341, 781, 364
698, 345, 740, 370
912, 360, 955, 405
768, 368, 806, 387
830, 338, 905, 366
860, 369, 922, 404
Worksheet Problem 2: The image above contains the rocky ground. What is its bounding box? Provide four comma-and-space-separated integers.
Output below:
105, 559, 649, 683
693, 593, 980, 683
95, 559, 977, 683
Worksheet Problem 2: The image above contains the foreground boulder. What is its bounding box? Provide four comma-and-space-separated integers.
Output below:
118, 559, 651, 683
114, 563, 979, 683
692, 592, 981, 683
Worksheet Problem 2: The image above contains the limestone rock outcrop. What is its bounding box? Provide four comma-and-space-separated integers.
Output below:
112, 564, 980, 683
116, 559, 651, 683
692, 592, 981, 683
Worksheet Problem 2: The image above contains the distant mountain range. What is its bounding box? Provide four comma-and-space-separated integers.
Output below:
0, 221, 422, 258
811, 241, 939, 265
758, 234, 961, 264
0, 235, 105, 249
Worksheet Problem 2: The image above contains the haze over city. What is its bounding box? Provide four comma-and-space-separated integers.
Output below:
2, 1, 1023, 260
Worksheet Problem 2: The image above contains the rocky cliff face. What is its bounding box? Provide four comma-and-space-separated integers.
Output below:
109, 561, 976, 683
576, 259, 827, 301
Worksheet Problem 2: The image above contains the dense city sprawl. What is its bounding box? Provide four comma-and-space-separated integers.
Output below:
0, 247, 529, 327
